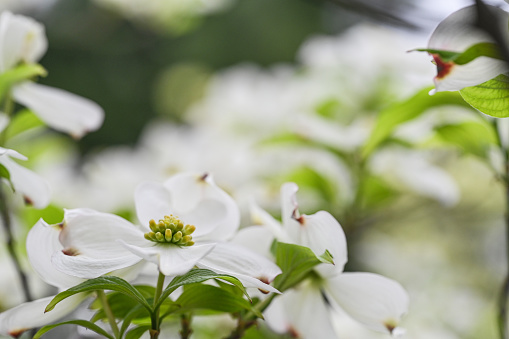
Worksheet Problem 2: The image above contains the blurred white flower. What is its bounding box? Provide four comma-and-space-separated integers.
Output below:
427, 5, 509, 93
0, 113, 50, 208
369, 148, 460, 207
0, 11, 104, 138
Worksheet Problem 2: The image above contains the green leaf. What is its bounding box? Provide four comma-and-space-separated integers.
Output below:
155, 269, 250, 310
3, 109, 44, 140
434, 121, 497, 158
175, 284, 260, 317
119, 305, 150, 338
33, 319, 114, 339
460, 74, 509, 118
90, 288, 152, 322
45, 277, 152, 314
362, 87, 469, 158
125, 325, 151, 339
0, 163, 10, 180
318, 249, 334, 264
0, 64, 47, 102
414, 42, 503, 65
272, 242, 330, 292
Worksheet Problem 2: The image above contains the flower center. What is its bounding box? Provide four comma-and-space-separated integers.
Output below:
144, 215, 195, 246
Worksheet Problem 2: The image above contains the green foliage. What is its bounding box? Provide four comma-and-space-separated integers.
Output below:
434, 121, 497, 158
33, 319, 115, 339
155, 269, 250, 310
0, 163, 10, 181
460, 74, 509, 118
358, 175, 397, 209
3, 109, 44, 141
415, 42, 503, 65
125, 325, 151, 339
45, 276, 152, 313
362, 87, 469, 158
90, 286, 155, 322
0, 64, 46, 103
273, 242, 332, 292
175, 284, 260, 315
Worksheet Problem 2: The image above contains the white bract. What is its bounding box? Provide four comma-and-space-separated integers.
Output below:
236, 183, 409, 338
0, 11, 104, 138
37, 172, 280, 293
428, 5, 509, 93
0, 113, 50, 208
0, 211, 141, 337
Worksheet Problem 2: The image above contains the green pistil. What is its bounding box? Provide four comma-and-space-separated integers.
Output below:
144, 215, 195, 246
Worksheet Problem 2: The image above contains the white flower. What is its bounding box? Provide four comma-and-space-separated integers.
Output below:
0, 212, 141, 337
237, 183, 409, 338
0, 11, 104, 138
0, 113, 50, 208
38, 172, 281, 292
428, 5, 509, 93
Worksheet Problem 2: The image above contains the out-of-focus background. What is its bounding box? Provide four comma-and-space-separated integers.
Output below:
2, 0, 509, 338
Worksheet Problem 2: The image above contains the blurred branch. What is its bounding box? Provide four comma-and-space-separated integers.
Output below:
320, 0, 419, 29
0, 184, 32, 302
474, 2, 509, 338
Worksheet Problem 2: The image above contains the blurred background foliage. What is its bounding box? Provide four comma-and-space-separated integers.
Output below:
16, 0, 437, 153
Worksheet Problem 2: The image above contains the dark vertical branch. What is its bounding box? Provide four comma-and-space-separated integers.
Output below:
474, 2, 509, 338
0, 184, 32, 302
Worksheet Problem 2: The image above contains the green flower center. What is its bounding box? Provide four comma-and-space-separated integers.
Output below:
144, 215, 195, 246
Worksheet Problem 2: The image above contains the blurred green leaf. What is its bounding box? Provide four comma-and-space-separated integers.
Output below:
358, 175, 397, 209
460, 74, 509, 118
434, 121, 497, 158
90, 286, 154, 322
0, 64, 47, 103
119, 305, 151, 339
46, 277, 152, 313
3, 109, 44, 141
273, 242, 330, 292
362, 87, 469, 158
0, 163, 10, 181
33, 319, 114, 339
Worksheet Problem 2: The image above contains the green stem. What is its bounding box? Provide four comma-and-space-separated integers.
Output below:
0, 95, 13, 146
151, 272, 166, 339
0, 183, 32, 302
180, 314, 192, 339
97, 290, 120, 339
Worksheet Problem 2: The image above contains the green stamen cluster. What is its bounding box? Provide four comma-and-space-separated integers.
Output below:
144, 215, 196, 246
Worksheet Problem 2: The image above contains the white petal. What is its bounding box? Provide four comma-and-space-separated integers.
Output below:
428, 5, 509, 92
26, 219, 84, 290
324, 272, 409, 334
231, 225, 275, 257
135, 181, 175, 230
280, 182, 299, 232
265, 281, 337, 338
11, 82, 104, 138
196, 242, 281, 293
0, 294, 87, 337
120, 241, 215, 276
163, 173, 240, 240
249, 202, 290, 243
0, 153, 50, 208
51, 209, 144, 278
0, 11, 47, 72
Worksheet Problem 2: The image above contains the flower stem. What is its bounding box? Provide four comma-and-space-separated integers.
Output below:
151, 272, 166, 339
180, 314, 192, 339
0, 183, 32, 302
97, 290, 120, 339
